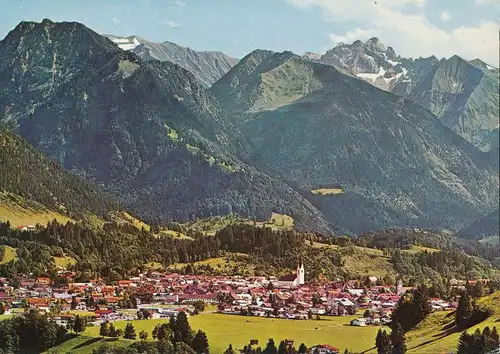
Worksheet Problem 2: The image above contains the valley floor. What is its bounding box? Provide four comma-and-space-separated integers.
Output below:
46, 291, 500, 354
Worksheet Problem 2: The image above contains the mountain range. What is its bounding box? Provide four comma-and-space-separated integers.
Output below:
105, 34, 238, 87
303, 38, 499, 153
211, 49, 499, 233
0, 19, 498, 236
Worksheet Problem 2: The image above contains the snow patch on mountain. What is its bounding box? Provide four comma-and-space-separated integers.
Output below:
387, 59, 401, 66
357, 66, 386, 82
108, 36, 141, 51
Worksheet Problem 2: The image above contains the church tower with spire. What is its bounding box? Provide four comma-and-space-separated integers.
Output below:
294, 256, 305, 286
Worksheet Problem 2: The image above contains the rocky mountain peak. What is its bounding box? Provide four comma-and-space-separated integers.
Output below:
364, 37, 386, 52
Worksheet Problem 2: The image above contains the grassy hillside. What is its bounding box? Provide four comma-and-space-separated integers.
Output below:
182, 213, 295, 236
0, 130, 119, 224
0, 192, 74, 227
404, 291, 500, 353
0, 245, 17, 264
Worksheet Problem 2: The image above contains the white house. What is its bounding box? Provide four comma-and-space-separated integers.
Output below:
350, 318, 368, 326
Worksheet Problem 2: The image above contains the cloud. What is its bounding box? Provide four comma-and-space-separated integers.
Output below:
475, 0, 497, 5
163, 20, 180, 28
285, 0, 498, 64
112, 17, 120, 25
330, 28, 373, 45
176, 0, 186, 6
439, 11, 451, 23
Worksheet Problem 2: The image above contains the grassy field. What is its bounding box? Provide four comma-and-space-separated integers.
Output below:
115, 212, 150, 231
168, 254, 253, 274
312, 242, 395, 278
311, 188, 344, 195
82, 313, 385, 353
158, 229, 193, 240
0, 202, 73, 227
46, 335, 132, 354
402, 245, 440, 254
53, 256, 77, 269
183, 213, 294, 237
267, 212, 294, 228
144, 261, 164, 270
45, 292, 500, 353
0, 245, 17, 264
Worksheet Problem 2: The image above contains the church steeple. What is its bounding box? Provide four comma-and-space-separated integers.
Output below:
295, 255, 305, 286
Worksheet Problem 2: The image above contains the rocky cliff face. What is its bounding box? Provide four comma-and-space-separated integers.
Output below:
0, 20, 334, 234
212, 49, 499, 233
311, 38, 498, 152
315, 38, 438, 93
410, 56, 499, 152
105, 34, 238, 87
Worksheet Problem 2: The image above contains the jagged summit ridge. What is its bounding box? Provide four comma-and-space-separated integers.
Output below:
104, 34, 238, 87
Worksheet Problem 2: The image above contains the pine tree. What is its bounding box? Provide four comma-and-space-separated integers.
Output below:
70, 296, 78, 310
492, 326, 500, 348
298, 343, 307, 354
124, 322, 136, 339
376, 329, 392, 354
152, 324, 160, 339
482, 326, 496, 353
174, 311, 192, 344
472, 282, 485, 298
73, 315, 86, 334
456, 290, 473, 329
224, 344, 236, 354
108, 323, 118, 337
99, 321, 109, 337
192, 329, 210, 354
470, 328, 483, 354
457, 331, 471, 354
390, 322, 406, 354
278, 340, 286, 354
264, 338, 278, 354
139, 330, 148, 341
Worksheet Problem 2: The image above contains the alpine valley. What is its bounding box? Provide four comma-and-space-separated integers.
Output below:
0, 19, 498, 237
1, 17, 500, 354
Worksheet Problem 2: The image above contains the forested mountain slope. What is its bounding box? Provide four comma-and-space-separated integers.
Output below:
459, 209, 500, 240
0, 20, 333, 234
0, 130, 118, 220
212, 50, 499, 233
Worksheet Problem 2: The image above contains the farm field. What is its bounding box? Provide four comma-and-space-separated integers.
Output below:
83, 313, 385, 353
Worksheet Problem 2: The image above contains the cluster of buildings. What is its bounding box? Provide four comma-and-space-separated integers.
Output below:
0, 262, 457, 328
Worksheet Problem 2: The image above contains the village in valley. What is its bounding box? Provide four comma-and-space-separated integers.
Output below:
0, 258, 471, 353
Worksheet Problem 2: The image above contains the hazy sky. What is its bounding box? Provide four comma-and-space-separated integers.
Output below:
1, 0, 499, 64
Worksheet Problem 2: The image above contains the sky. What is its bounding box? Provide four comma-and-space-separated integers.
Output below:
0, 0, 499, 64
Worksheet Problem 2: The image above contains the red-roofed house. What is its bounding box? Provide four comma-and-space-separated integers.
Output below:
310, 344, 340, 354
